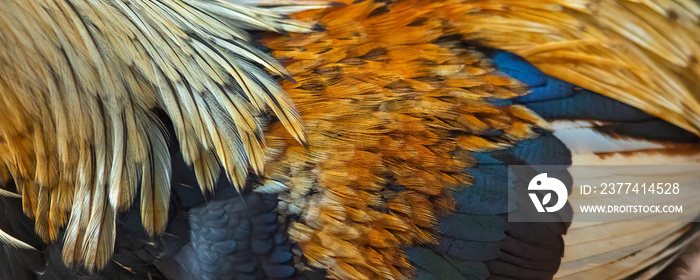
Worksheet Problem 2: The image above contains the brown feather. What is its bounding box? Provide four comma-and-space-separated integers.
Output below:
261, 1, 547, 278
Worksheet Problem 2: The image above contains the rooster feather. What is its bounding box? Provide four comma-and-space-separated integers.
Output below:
0, 0, 699, 280
0, 0, 319, 271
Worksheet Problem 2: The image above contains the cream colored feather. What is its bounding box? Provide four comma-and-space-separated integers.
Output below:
551, 122, 700, 279
0, 228, 37, 251
0, 0, 326, 271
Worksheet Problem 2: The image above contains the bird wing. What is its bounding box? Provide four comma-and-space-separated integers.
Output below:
494, 50, 700, 279
2, 0, 699, 279
260, 1, 700, 279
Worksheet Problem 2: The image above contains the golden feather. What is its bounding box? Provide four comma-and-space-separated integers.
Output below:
458, 0, 700, 135
0, 0, 328, 271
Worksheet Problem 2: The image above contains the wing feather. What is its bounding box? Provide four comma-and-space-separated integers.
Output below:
460, 0, 700, 135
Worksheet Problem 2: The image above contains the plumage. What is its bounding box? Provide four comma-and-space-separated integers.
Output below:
458, 0, 700, 134
0, 0, 322, 272
258, 2, 558, 278
1, 0, 700, 279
